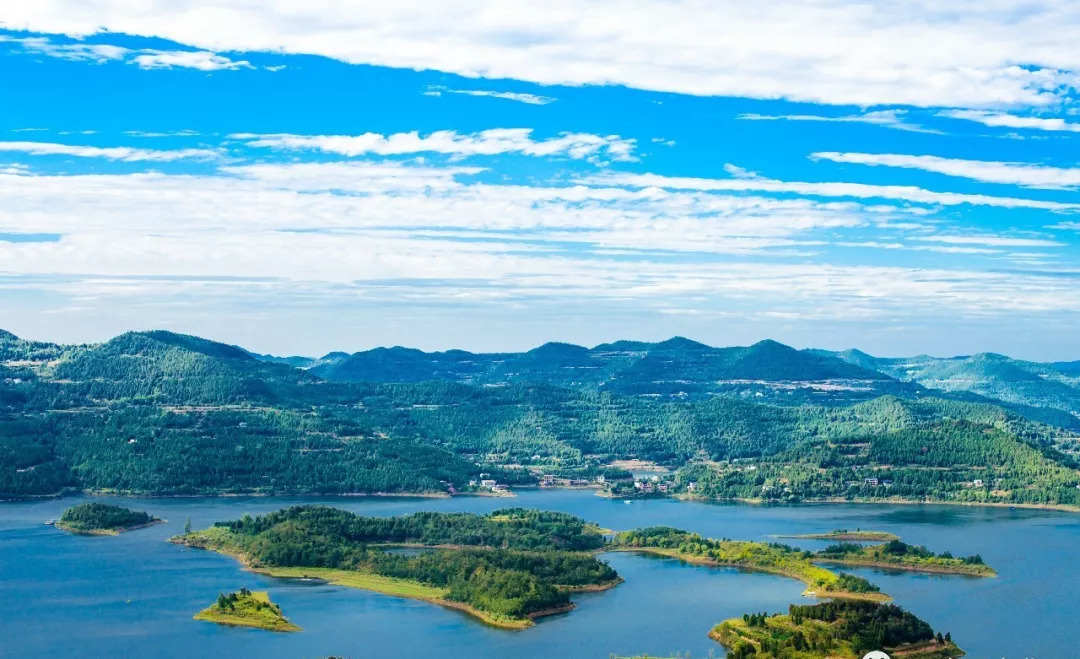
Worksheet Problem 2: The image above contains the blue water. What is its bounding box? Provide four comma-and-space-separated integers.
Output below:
2, 490, 1077, 658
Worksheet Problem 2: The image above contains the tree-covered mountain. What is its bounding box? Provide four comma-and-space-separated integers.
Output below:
820, 349, 1080, 425
303, 337, 916, 404
2, 328, 1078, 509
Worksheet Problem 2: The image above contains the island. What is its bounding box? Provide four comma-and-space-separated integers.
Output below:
175, 506, 622, 629
56, 502, 163, 535
193, 588, 301, 632
711, 600, 964, 659
815, 539, 995, 577
609, 527, 889, 602
775, 529, 900, 542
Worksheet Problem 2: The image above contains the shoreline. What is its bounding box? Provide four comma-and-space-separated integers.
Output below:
605, 547, 890, 603
814, 558, 996, 577
10, 486, 1079, 516
676, 493, 1080, 514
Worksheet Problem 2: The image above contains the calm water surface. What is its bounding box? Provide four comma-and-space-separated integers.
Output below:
2, 490, 1077, 658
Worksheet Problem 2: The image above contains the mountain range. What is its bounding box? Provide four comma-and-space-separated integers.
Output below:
2, 328, 1078, 508
257, 336, 1080, 427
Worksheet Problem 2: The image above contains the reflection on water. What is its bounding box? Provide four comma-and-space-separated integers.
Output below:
1, 490, 1078, 658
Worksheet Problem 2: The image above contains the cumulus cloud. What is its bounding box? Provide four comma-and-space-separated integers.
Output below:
0, 141, 220, 161
812, 151, 1080, 189
131, 50, 252, 71
233, 129, 637, 162
5, 1, 1080, 107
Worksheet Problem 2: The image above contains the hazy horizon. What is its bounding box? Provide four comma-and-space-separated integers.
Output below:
5, 322, 1078, 364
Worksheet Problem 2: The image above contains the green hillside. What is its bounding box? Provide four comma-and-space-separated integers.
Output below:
823, 349, 1080, 424
2, 329, 1079, 509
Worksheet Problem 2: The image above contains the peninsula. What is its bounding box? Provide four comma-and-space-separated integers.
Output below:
193, 588, 300, 632
609, 527, 889, 602
175, 506, 621, 629
56, 502, 162, 536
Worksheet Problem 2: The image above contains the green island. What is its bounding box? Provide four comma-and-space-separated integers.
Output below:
711, 600, 964, 659
175, 506, 621, 629
610, 527, 888, 602
776, 529, 900, 542
815, 540, 995, 577
193, 588, 300, 632
55, 502, 162, 535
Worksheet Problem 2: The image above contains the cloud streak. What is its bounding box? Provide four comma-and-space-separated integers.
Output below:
939, 110, 1080, 133
425, 87, 556, 105
585, 171, 1080, 211
233, 129, 636, 162
812, 151, 1080, 190
0, 141, 220, 162
738, 110, 939, 134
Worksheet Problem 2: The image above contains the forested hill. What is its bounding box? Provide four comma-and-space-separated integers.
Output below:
2, 328, 1079, 508
302, 337, 923, 404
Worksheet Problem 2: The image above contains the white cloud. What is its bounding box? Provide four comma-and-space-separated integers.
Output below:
812, 151, 1080, 189
0, 141, 220, 162
5, 1, 1080, 108
234, 129, 637, 162
2, 35, 251, 71
123, 130, 201, 138
585, 171, 1080, 211
425, 87, 555, 105
3, 36, 128, 62
738, 109, 939, 134
939, 110, 1080, 133
912, 235, 1064, 248
1, 162, 1075, 325
1049, 221, 1080, 231
131, 50, 252, 71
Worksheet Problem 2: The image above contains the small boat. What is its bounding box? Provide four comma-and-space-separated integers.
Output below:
44, 520, 55, 526
623, 500, 632, 504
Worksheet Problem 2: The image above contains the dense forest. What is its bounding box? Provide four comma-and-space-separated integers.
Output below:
712, 600, 961, 659
180, 506, 618, 620
3, 328, 1079, 507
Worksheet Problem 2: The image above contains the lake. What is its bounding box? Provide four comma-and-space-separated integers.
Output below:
2, 490, 1077, 658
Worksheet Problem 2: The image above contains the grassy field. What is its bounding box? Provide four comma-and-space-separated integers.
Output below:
193, 590, 301, 632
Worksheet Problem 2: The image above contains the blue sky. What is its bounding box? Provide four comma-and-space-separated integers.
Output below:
1, 3, 1079, 359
